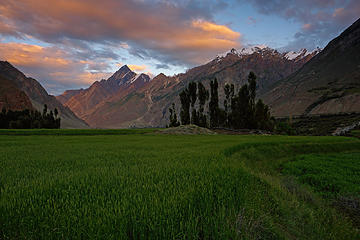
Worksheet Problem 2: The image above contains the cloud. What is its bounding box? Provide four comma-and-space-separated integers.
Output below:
128, 64, 148, 72
155, 63, 171, 70
0, 42, 112, 94
0, 0, 241, 65
241, 0, 360, 50
0, 42, 71, 70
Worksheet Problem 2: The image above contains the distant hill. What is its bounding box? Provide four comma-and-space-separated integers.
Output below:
0, 61, 88, 128
59, 46, 317, 128
263, 18, 360, 116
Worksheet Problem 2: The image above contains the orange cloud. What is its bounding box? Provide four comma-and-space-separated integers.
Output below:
191, 20, 241, 40
0, 42, 71, 68
128, 64, 148, 72
0, 0, 242, 65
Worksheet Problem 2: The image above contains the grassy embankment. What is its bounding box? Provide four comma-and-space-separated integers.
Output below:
0, 129, 359, 239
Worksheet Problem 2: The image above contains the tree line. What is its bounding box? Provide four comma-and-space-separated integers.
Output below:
0, 104, 61, 129
168, 72, 274, 130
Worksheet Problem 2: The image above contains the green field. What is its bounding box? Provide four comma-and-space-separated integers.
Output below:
1, 130, 360, 239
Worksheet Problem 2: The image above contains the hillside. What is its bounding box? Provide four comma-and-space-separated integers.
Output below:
59, 47, 317, 128
263, 18, 360, 116
0, 61, 88, 128
0, 75, 34, 111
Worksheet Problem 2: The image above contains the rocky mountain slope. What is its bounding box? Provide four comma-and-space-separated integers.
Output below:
0, 61, 88, 128
263, 18, 360, 116
59, 47, 318, 128
0, 74, 34, 111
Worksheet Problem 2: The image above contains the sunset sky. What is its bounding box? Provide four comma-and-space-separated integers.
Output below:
0, 0, 359, 94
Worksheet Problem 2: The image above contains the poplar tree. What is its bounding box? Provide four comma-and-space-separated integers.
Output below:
224, 83, 234, 127
209, 78, 219, 128
179, 88, 190, 125
168, 103, 180, 127
197, 82, 209, 128
188, 82, 198, 125
248, 71, 257, 128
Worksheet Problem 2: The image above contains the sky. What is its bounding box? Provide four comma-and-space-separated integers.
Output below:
0, 0, 359, 95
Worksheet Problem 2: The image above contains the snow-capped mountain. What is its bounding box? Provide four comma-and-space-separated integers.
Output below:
284, 47, 322, 60
215, 45, 322, 62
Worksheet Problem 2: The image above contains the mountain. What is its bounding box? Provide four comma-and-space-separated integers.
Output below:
0, 61, 88, 128
60, 46, 318, 128
57, 65, 151, 125
263, 18, 360, 116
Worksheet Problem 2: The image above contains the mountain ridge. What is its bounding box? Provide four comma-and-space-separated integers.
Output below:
0, 61, 89, 128
59, 46, 318, 128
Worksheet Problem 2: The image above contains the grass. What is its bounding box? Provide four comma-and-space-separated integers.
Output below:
1, 130, 360, 239
282, 153, 360, 198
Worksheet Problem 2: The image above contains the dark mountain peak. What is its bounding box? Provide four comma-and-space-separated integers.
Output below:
111, 65, 133, 78
106, 65, 135, 87
119, 64, 131, 72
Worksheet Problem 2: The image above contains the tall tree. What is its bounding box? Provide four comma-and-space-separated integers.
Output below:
42, 104, 48, 117
247, 72, 257, 128
224, 83, 234, 128
255, 99, 273, 130
209, 78, 219, 128
179, 88, 190, 125
197, 82, 209, 128
248, 71, 257, 106
230, 84, 250, 129
188, 82, 197, 108
168, 103, 180, 127
188, 82, 198, 125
